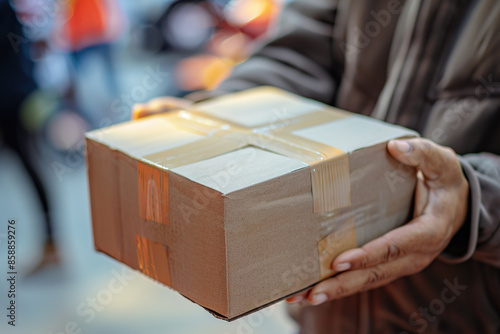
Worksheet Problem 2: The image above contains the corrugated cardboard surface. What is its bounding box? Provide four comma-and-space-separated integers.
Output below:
86, 141, 230, 316
218, 142, 415, 318
86, 87, 418, 320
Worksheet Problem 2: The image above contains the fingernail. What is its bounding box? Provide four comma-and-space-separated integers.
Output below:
310, 293, 328, 305
286, 295, 304, 304
393, 140, 412, 153
334, 262, 352, 272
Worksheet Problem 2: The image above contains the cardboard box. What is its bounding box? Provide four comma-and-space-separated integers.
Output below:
85, 87, 418, 320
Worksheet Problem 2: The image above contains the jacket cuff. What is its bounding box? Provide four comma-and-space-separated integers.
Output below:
439, 157, 480, 264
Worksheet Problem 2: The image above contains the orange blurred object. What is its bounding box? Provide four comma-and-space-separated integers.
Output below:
175, 0, 282, 91
207, 30, 251, 60
53, 0, 127, 51
176, 55, 234, 91
66, 0, 107, 48
225, 0, 280, 38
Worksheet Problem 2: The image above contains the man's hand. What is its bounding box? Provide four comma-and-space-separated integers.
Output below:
287, 138, 469, 306
131, 96, 193, 120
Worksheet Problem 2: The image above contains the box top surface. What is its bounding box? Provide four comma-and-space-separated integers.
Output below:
192, 88, 326, 128
292, 115, 414, 152
86, 87, 418, 194
87, 117, 205, 157
171, 147, 308, 194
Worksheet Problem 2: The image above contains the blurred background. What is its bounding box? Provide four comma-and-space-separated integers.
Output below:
0, 0, 298, 333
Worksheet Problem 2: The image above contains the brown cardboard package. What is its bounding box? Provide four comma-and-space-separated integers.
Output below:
85, 87, 418, 320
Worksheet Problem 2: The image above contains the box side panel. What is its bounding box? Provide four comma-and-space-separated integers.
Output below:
348, 142, 416, 246
86, 139, 123, 260
87, 139, 228, 316
167, 172, 228, 317
224, 167, 319, 318
116, 159, 229, 316
86, 139, 145, 270
116, 153, 141, 271
314, 142, 417, 279
224, 142, 416, 319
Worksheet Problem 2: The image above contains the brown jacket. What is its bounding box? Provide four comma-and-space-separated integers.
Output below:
189, 0, 500, 332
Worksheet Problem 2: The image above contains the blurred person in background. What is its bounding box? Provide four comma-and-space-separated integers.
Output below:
134, 0, 500, 333
52, 0, 127, 125
0, 0, 58, 273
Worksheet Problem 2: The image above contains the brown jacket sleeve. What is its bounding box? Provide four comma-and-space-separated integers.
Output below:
440, 153, 500, 268
187, 0, 342, 104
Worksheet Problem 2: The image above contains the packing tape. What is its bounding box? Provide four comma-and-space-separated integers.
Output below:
317, 217, 357, 280
139, 105, 352, 213
136, 235, 172, 287
137, 162, 169, 225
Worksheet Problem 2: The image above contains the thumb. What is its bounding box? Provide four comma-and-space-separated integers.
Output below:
387, 138, 461, 187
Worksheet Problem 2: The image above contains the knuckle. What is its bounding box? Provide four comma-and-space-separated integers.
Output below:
334, 285, 350, 298
385, 243, 402, 261
366, 268, 385, 285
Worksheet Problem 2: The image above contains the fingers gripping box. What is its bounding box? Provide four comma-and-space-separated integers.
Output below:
85, 87, 418, 320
